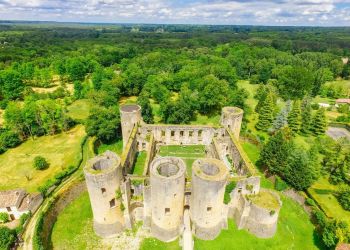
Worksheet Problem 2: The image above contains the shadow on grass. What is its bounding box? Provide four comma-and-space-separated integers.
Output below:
313, 230, 328, 250
313, 189, 334, 195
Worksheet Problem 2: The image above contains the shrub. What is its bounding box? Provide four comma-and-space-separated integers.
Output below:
305, 198, 316, 207
224, 181, 237, 204
337, 189, 350, 211
312, 209, 327, 228
33, 156, 49, 170
0, 226, 16, 250
0, 213, 9, 223
275, 176, 289, 191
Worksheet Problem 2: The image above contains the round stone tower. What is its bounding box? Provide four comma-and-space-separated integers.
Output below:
220, 106, 243, 139
190, 158, 229, 240
84, 150, 124, 237
150, 157, 186, 242
120, 104, 142, 149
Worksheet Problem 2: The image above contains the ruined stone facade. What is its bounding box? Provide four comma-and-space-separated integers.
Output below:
84, 104, 282, 246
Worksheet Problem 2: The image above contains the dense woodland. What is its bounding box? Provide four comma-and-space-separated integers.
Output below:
0, 22, 350, 249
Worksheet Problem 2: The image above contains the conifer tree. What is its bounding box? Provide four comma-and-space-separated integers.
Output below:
256, 93, 274, 131
288, 100, 302, 133
301, 97, 312, 134
311, 108, 327, 135
273, 100, 291, 131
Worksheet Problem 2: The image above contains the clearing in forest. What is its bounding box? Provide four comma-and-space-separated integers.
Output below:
0, 125, 86, 193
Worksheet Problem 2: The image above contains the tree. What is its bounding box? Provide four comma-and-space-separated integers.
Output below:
259, 128, 294, 174
0, 69, 24, 102
300, 97, 312, 134
256, 93, 274, 131
277, 66, 313, 100
284, 148, 319, 190
0, 213, 9, 223
288, 100, 302, 133
338, 188, 350, 211
322, 220, 350, 248
85, 105, 121, 143
73, 81, 83, 99
273, 100, 291, 131
0, 226, 16, 250
311, 108, 327, 135
33, 156, 49, 170
137, 93, 154, 124
66, 58, 87, 81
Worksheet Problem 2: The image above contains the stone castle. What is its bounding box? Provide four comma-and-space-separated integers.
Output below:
83, 104, 282, 248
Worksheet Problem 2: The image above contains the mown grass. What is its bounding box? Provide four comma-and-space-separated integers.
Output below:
158, 145, 206, 176
67, 99, 93, 121
51, 191, 102, 250
308, 177, 350, 224
194, 196, 324, 250
132, 151, 147, 175
140, 237, 180, 250
97, 139, 123, 155
0, 125, 86, 192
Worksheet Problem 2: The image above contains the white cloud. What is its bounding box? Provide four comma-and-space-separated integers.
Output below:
0, 0, 349, 25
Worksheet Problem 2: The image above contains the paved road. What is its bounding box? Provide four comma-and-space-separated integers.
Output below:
326, 127, 350, 141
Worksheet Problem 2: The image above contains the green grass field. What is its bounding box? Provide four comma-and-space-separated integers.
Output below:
140, 238, 180, 250
158, 145, 206, 176
51, 191, 102, 250
308, 177, 350, 224
194, 196, 324, 250
67, 99, 93, 121
132, 151, 147, 175
97, 139, 123, 155
0, 125, 86, 192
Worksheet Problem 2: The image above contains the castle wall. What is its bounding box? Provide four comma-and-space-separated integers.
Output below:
140, 125, 219, 145
150, 157, 186, 242
190, 158, 229, 240
84, 151, 125, 237
142, 133, 156, 176
121, 125, 138, 174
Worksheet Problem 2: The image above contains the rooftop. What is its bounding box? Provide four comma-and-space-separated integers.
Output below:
120, 104, 141, 112
0, 189, 26, 208
247, 190, 281, 210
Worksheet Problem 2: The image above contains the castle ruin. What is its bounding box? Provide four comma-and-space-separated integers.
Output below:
83, 104, 282, 248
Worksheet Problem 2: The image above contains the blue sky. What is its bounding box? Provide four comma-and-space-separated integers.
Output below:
0, 0, 350, 26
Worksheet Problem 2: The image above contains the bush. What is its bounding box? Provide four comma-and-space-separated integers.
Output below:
0, 212, 9, 223
0, 226, 16, 250
305, 198, 316, 207
337, 189, 350, 211
33, 156, 49, 170
312, 209, 327, 228
224, 181, 237, 204
0, 130, 21, 149
275, 176, 289, 191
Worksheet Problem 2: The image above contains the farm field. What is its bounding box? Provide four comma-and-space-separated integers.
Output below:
0, 125, 86, 193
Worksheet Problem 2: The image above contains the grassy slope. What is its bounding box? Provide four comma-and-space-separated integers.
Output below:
51, 191, 102, 250
0, 125, 86, 192
308, 177, 350, 224
195, 196, 322, 250
140, 238, 181, 250
97, 139, 123, 155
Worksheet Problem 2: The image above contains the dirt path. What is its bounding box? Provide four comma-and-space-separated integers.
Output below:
326, 127, 350, 141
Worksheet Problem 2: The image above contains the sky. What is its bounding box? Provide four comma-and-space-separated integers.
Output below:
0, 0, 350, 26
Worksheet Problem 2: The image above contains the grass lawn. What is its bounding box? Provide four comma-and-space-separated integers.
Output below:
132, 151, 147, 175
158, 145, 206, 176
67, 99, 93, 121
308, 177, 350, 224
140, 238, 180, 250
0, 125, 86, 193
51, 191, 102, 250
97, 139, 123, 155
195, 196, 324, 250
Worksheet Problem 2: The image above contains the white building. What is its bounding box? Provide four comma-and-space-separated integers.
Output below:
0, 189, 42, 220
